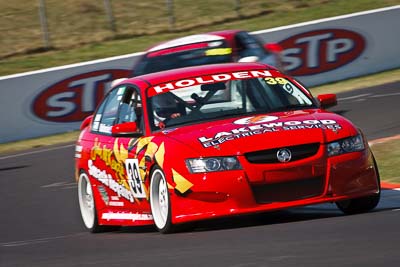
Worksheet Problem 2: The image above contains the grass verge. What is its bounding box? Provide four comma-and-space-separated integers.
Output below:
1, 0, 400, 76
310, 68, 400, 95
371, 138, 400, 184
0, 131, 80, 156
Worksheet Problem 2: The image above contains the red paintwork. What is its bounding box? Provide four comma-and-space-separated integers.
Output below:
265, 43, 283, 53
75, 62, 379, 227
318, 94, 337, 109
80, 115, 93, 130
111, 122, 138, 135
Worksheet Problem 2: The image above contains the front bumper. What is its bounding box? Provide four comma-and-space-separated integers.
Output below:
170, 146, 379, 224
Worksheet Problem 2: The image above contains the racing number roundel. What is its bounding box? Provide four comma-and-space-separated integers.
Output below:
125, 159, 146, 199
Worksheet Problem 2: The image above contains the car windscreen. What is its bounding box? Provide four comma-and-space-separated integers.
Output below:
147, 74, 315, 131
135, 41, 233, 76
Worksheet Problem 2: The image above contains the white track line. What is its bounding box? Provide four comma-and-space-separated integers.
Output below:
0, 233, 86, 247
338, 93, 372, 101
369, 92, 400, 98
0, 144, 74, 160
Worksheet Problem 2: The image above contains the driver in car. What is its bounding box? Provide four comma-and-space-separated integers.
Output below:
152, 93, 184, 128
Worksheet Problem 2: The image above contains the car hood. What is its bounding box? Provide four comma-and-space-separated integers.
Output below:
155, 109, 359, 156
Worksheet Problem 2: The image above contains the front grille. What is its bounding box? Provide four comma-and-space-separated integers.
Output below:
244, 143, 320, 164
251, 177, 324, 203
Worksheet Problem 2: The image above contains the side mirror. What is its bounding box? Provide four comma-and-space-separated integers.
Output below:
80, 115, 93, 130
317, 94, 337, 109
111, 122, 142, 137
264, 43, 283, 53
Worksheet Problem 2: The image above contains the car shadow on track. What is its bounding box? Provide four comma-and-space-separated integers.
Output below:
115, 189, 400, 234
117, 205, 345, 234
188, 189, 400, 233
189, 207, 342, 233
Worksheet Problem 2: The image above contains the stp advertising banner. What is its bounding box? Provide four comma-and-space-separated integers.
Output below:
254, 5, 400, 86
0, 6, 399, 143
0, 55, 142, 143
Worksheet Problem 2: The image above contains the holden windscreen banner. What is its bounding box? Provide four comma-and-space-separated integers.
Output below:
0, 6, 399, 143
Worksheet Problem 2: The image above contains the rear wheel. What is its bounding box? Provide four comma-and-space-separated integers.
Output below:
150, 167, 175, 234
78, 172, 107, 233
336, 155, 381, 214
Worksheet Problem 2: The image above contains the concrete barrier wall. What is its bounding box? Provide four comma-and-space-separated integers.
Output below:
0, 6, 399, 143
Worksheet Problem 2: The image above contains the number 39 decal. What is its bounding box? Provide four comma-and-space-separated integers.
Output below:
125, 159, 146, 199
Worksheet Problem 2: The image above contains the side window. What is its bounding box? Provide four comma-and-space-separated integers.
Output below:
92, 88, 117, 133
92, 85, 143, 134
116, 87, 142, 127
93, 86, 125, 134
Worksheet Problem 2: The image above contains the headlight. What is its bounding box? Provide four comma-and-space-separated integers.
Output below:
327, 134, 365, 157
186, 157, 242, 173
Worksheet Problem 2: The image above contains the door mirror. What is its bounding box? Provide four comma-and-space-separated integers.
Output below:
317, 94, 337, 109
111, 122, 142, 137
264, 43, 283, 53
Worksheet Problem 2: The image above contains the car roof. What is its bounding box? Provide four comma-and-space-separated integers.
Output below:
125, 62, 276, 92
145, 30, 243, 52
206, 30, 242, 41
147, 34, 225, 52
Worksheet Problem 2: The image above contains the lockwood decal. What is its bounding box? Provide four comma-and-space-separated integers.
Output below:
199, 118, 342, 147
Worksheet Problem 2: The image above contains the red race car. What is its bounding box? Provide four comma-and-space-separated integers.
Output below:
132, 30, 283, 76
75, 62, 380, 233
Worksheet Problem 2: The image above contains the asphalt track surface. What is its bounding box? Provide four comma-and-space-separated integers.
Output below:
1, 82, 399, 267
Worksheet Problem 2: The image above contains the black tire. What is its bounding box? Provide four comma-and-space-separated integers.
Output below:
78, 171, 117, 233
149, 167, 176, 234
336, 154, 381, 215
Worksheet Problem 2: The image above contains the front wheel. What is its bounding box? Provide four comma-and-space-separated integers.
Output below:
336, 155, 381, 214
336, 192, 380, 215
150, 167, 175, 234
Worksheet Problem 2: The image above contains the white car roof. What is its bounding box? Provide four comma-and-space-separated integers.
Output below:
148, 34, 225, 52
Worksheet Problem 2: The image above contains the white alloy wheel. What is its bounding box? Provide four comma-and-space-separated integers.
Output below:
150, 168, 172, 233
78, 172, 96, 229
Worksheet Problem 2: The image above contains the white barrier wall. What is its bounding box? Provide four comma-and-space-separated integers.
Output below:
0, 6, 399, 143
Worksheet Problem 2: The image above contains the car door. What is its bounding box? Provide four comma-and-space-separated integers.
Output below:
88, 84, 150, 214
